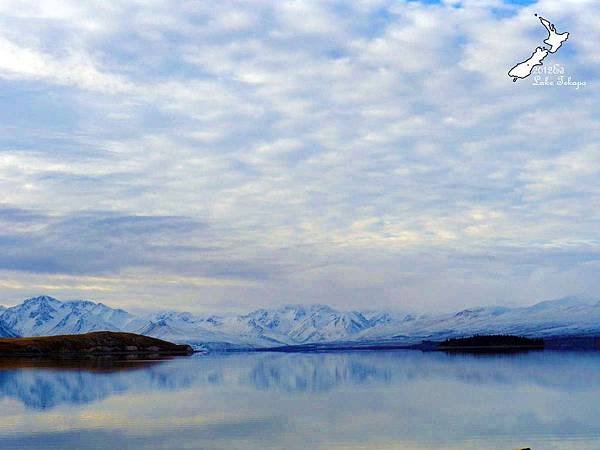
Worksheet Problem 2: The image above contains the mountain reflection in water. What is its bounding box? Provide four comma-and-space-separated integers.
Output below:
1, 350, 600, 449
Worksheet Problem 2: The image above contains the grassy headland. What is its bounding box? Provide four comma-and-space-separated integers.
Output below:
0, 331, 193, 356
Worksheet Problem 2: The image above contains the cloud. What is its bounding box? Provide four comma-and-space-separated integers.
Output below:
0, 0, 598, 311
0, 209, 206, 272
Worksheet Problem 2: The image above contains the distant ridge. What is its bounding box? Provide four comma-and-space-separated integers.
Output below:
1, 295, 600, 350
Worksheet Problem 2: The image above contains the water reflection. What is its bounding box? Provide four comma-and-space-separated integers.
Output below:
0, 357, 182, 410
1, 350, 600, 449
3, 351, 600, 409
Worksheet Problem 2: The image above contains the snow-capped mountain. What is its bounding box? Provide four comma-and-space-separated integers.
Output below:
140, 305, 375, 349
236, 304, 373, 344
284, 306, 372, 343
3, 295, 600, 349
0, 296, 143, 337
355, 297, 600, 344
135, 311, 277, 349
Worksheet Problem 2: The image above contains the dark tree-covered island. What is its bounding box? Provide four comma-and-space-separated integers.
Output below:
438, 335, 544, 351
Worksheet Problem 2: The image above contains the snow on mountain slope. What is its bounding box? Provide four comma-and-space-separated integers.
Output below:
362, 311, 397, 327
287, 308, 372, 343
0, 304, 18, 337
3, 295, 600, 348
355, 297, 600, 343
140, 305, 372, 348
137, 313, 268, 348
242, 305, 319, 336
203, 305, 373, 345
0, 321, 18, 338
469, 299, 600, 337
0, 296, 141, 337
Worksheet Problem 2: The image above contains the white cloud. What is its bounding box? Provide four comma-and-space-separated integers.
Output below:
0, 0, 598, 311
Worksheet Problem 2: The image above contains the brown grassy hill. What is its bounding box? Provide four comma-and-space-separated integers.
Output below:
0, 331, 193, 356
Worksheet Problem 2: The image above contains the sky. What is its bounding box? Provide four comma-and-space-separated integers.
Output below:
0, 0, 598, 313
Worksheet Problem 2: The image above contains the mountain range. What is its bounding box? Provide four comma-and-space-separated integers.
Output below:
1, 295, 600, 350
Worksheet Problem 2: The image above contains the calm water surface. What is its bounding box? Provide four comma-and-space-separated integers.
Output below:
1, 350, 600, 449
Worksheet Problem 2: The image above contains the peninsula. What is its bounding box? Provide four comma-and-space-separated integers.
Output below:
0, 331, 194, 357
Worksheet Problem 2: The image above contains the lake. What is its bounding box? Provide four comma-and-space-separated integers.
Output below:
1, 350, 600, 449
